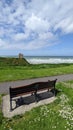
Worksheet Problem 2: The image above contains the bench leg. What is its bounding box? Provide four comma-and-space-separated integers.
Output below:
48, 88, 50, 92
34, 91, 38, 102
31, 92, 34, 96
54, 87, 56, 96
10, 98, 12, 111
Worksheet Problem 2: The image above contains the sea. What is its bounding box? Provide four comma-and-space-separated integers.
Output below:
25, 56, 73, 64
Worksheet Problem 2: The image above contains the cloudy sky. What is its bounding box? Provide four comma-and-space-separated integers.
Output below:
0, 0, 73, 56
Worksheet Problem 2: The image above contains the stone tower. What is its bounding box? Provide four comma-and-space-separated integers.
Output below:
19, 53, 24, 59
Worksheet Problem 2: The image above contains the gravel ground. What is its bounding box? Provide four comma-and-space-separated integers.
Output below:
0, 74, 73, 94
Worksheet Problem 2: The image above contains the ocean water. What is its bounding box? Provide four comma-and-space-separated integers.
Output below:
25, 56, 73, 64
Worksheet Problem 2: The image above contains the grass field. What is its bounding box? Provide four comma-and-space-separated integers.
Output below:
0, 81, 73, 130
0, 63, 73, 82
0, 57, 73, 82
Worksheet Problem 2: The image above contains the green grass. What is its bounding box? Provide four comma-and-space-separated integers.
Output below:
0, 57, 73, 82
0, 81, 73, 130
0, 57, 29, 66
0, 63, 73, 82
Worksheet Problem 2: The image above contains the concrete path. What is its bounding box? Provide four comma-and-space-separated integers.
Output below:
0, 74, 73, 94
3, 92, 56, 118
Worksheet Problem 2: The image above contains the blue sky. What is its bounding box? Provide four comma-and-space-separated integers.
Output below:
0, 0, 73, 56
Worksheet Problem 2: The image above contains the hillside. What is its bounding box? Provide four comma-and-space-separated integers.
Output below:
0, 57, 29, 66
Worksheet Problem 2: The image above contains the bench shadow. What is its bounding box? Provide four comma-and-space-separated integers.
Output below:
12, 89, 60, 110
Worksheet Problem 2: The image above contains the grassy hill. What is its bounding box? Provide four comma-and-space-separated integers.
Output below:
0, 57, 29, 66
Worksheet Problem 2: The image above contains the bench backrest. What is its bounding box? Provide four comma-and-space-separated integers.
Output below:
34, 79, 57, 91
9, 79, 57, 98
9, 83, 35, 98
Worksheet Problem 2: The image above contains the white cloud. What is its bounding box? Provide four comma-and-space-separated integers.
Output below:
54, 17, 73, 34
0, 38, 9, 48
39, 32, 54, 40
14, 32, 29, 41
25, 13, 50, 33
0, 0, 73, 51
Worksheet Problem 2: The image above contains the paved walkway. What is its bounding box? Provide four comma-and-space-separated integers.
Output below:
0, 74, 73, 94
3, 92, 56, 118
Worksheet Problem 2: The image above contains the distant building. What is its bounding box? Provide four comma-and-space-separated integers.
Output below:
19, 53, 24, 59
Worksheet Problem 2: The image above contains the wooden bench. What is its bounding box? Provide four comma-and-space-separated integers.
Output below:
9, 79, 57, 111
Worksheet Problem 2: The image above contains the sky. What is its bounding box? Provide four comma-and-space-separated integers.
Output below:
0, 0, 73, 56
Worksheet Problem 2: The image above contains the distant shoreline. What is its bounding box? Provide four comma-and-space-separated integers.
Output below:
1, 55, 73, 64
0, 55, 73, 57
